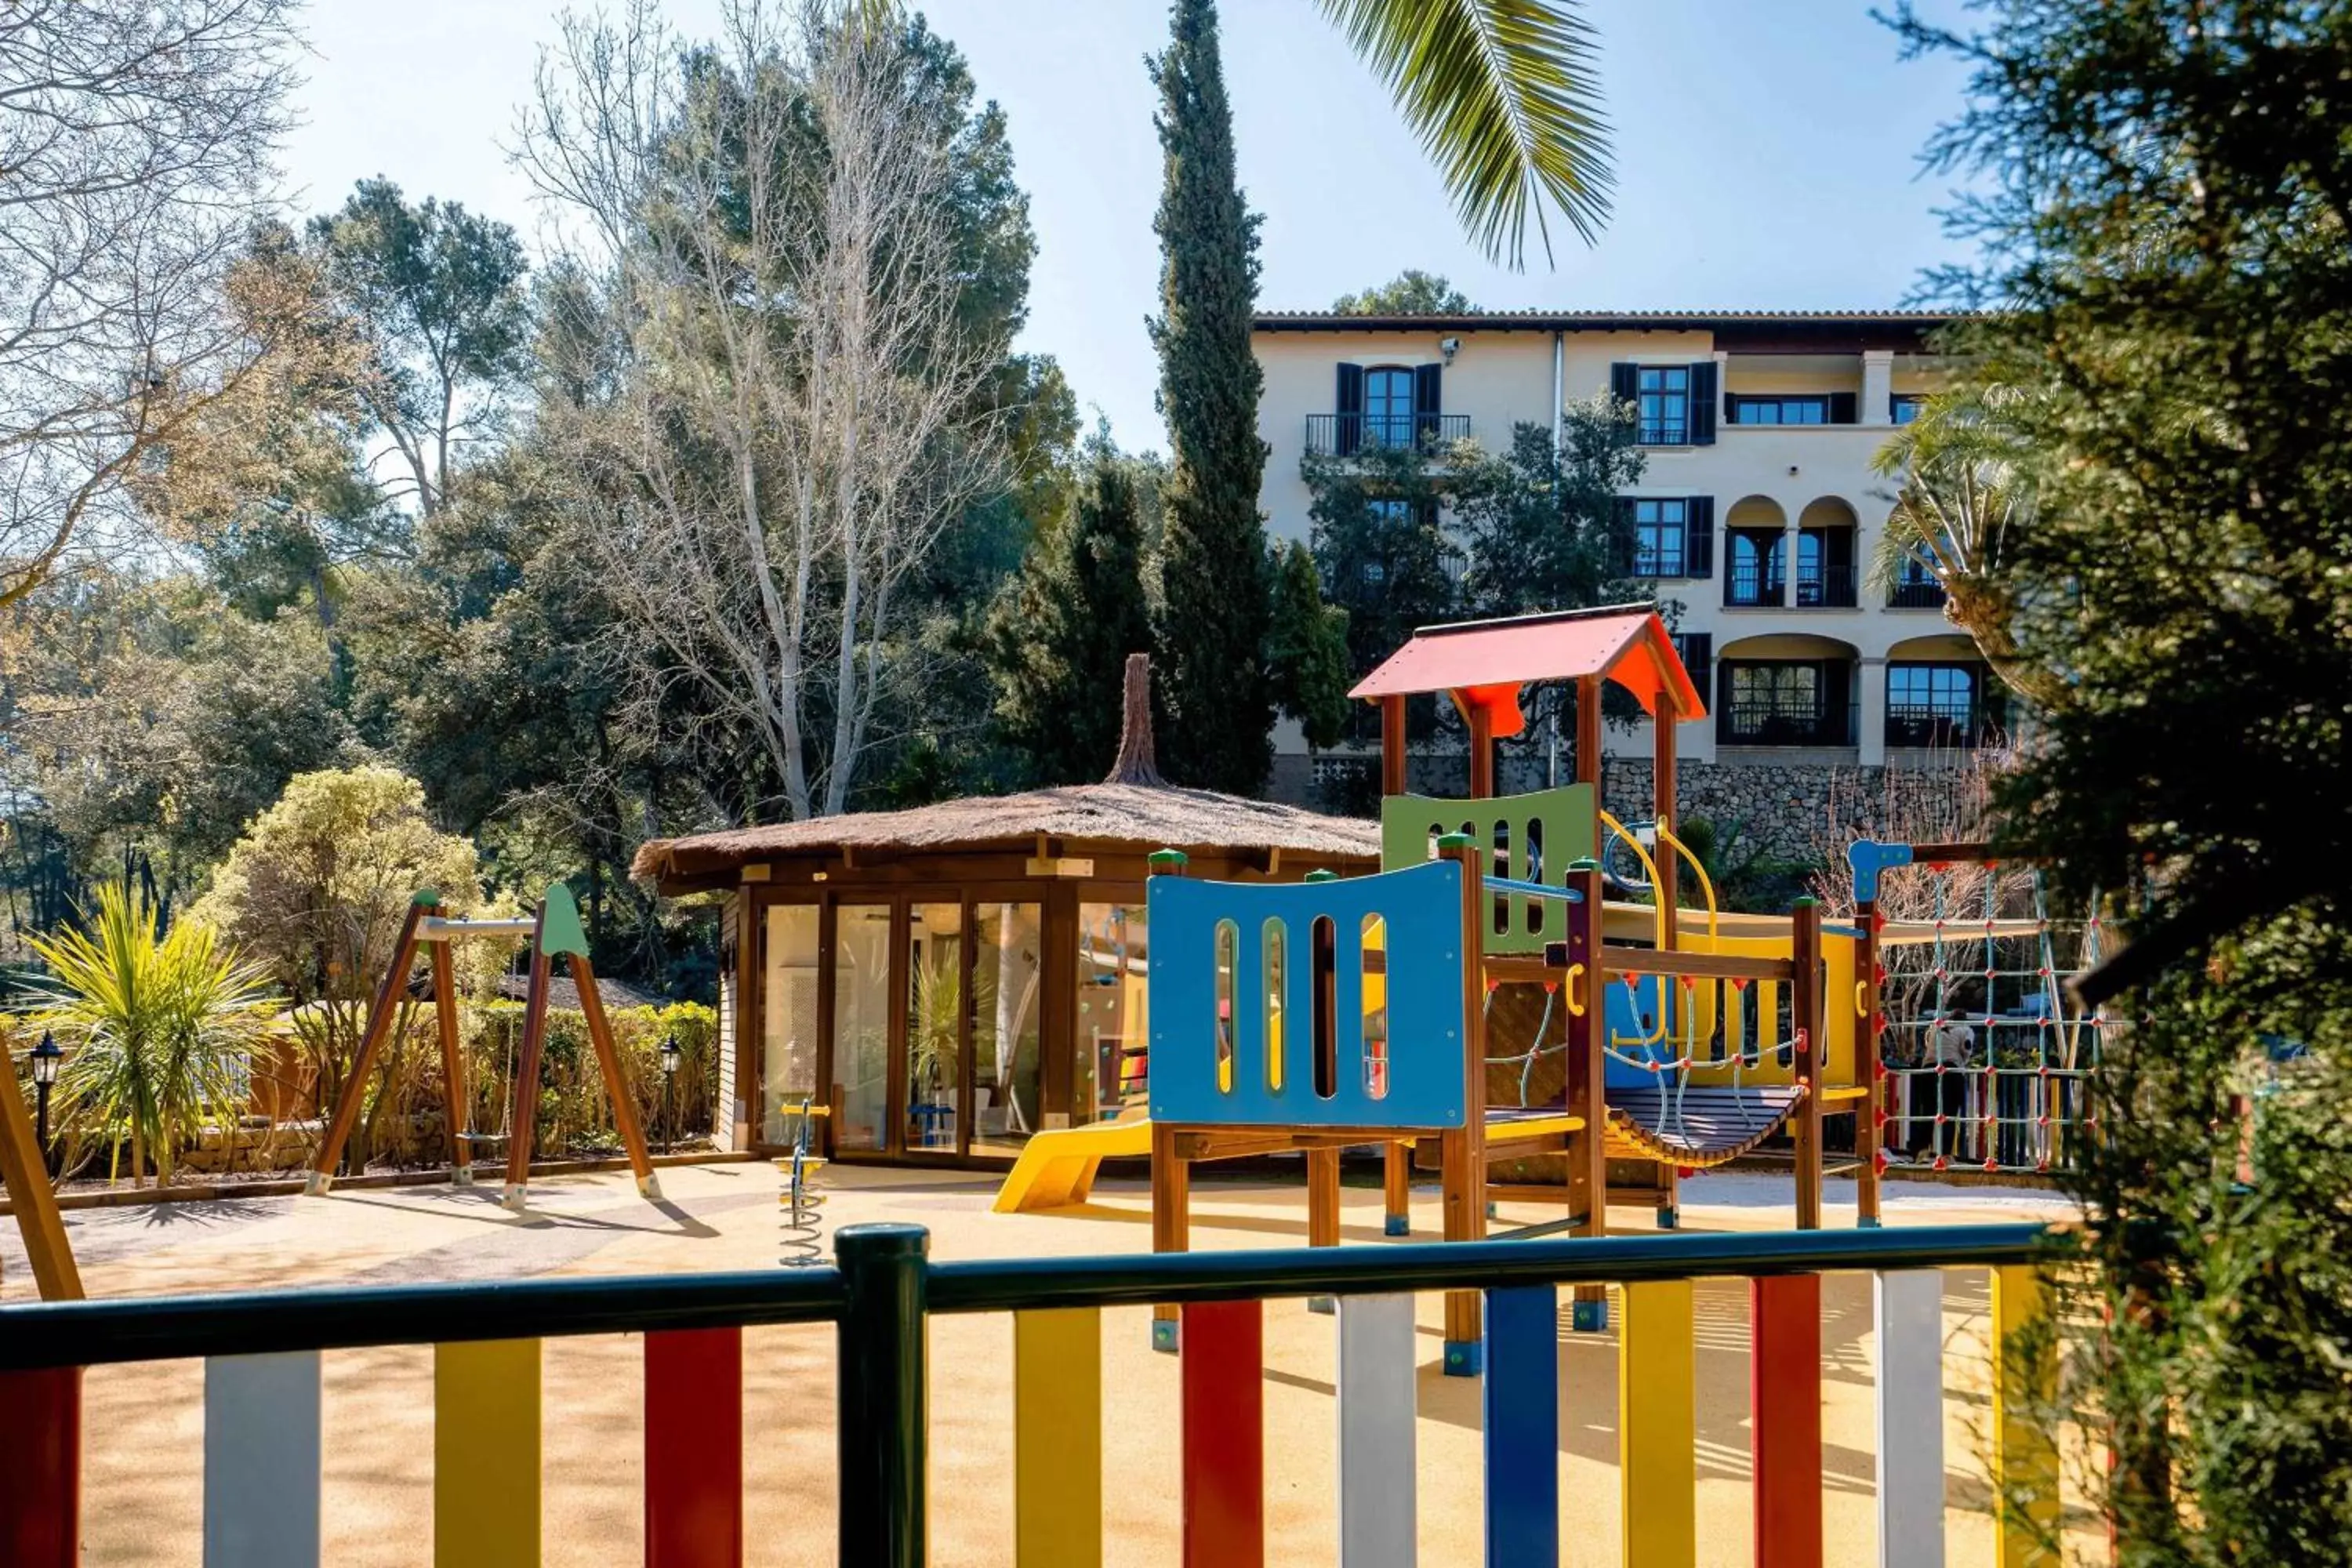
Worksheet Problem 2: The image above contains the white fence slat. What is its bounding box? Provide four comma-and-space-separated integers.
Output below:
1338, 1292, 1417, 1568
1875, 1269, 1945, 1568
205, 1350, 322, 1568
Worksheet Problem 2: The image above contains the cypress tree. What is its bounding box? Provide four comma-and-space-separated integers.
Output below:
986, 452, 1154, 784
1146, 0, 1272, 793
1265, 540, 1352, 752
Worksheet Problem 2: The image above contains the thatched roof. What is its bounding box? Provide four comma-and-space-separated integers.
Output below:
633, 782, 1379, 888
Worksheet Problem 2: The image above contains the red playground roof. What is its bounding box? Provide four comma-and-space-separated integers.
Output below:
1348, 605, 1706, 738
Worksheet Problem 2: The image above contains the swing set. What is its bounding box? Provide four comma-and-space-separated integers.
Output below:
304, 883, 661, 1210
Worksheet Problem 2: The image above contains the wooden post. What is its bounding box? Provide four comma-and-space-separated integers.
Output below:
1564, 855, 1610, 1330
0, 1039, 81, 1300
1151, 1119, 1189, 1354
1467, 702, 1495, 800
572, 953, 662, 1200
1149, 849, 1189, 1352
501, 902, 555, 1209
1382, 1139, 1413, 1236
1438, 832, 1488, 1374
1856, 892, 1883, 1228
1307, 1149, 1341, 1248
308, 892, 434, 1195
1791, 897, 1824, 1232
429, 940, 471, 1185
1379, 695, 1407, 797
1575, 673, 1602, 789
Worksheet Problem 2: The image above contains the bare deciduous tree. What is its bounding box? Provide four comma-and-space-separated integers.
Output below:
516, 0, 1008, 820
0, 0, 308, 608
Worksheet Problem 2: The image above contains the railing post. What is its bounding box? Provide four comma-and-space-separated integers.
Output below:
837, 1223, 930, 1568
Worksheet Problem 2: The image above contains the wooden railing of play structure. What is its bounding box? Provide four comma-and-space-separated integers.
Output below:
0, 1222, 2062, 1568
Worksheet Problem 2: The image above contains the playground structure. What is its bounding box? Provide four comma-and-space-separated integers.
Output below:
994, 607, 1881, 1356
0, 1033, 82, 1302
306, 883, 660, 1210
1850, 840, 2109, 1175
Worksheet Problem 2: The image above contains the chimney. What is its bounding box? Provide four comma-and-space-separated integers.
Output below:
1103, 652, 1165, 787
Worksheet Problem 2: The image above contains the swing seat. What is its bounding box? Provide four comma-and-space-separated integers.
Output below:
1605, 1083, 1806, 1168
455, 1131, 510, 1144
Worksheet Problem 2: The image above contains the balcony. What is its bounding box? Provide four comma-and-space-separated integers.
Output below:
1886, 702, 2000, 750
1725, 561, 1785, 608
1721, 700, 1860, 750
1888, 579, 1947, 609
1795, 563, 1858, 609
1305, 412, 1470, 457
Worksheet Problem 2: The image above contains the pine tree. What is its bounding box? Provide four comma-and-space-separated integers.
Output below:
1265, 540, 1352, 751
986, 452, 1155, 784
1147, 0, 1272, 794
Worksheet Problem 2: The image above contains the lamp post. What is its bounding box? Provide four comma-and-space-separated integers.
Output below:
659, 1029, 681, 1156
29, 1029, 63, 1174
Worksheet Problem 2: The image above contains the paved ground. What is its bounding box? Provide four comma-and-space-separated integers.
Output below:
5, 1163, 2092, 1566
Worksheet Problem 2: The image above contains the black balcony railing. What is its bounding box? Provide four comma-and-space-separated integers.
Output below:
1886, 703, 1997, 749
1725, 561, 1785, 608
1721, 700, 1861, 749
1305, 412, 1470, 456
1888, 579, 1947, 609
1795, 564, 1858, 608
1636, 416, 1689, 445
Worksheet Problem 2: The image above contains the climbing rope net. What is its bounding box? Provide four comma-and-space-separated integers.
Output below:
1873, 861, 2107, 1175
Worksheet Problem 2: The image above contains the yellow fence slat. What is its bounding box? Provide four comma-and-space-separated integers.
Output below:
435, 1338, 541, 1568
1014, 1307, 1102, 1568
1991, 1267, 2059, 1568
1620, 1279, 1696, 1568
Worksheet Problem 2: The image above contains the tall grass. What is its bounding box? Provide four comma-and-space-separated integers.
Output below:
24, 884, 279, 1185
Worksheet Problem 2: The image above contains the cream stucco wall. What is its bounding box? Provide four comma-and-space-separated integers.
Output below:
1254, 320, 1963, 773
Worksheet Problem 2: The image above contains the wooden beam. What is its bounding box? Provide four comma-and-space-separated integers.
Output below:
309, 893, 433, 1195
1151, 1120, 1189, 1350
1564, 855, 1609, 1328
570, 953, 661, 1199
429, 940, 470, 1184
1502, 949, 1798, 985
1654, 690, 1679, 953
1380, 695, 1407, 797
500, 902, 556, 1208
1575, 673, 1602, 789
1791, 898, 1824, 1232
1439, 834, 1487, 1372
1468, 702, 1495, 800
1857, 894, 1883, 1228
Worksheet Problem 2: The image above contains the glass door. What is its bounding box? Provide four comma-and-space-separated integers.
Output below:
904, 902, 965, 1155
831, 903, 895, 1153
970, 902, 1043, 1161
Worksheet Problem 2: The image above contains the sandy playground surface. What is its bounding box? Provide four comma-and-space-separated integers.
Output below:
2, 1160, 2095, 1566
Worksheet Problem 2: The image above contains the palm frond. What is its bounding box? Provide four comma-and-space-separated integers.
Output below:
1319, 0, 1613, 267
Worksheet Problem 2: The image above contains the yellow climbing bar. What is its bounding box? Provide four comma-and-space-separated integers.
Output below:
435, 1338, 541, 1568
1014, 1308, 1103, 1567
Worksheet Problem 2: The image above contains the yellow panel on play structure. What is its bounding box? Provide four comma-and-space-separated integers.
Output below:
1661, 926, 1863, 1093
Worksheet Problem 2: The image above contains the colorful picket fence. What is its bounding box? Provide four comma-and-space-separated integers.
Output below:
0, 1224, 2059, 1568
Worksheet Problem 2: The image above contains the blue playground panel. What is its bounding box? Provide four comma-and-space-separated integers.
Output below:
1149, 860, 1469, 1130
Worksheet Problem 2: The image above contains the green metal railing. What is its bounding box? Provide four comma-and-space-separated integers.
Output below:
0, 1221, 2053, 1567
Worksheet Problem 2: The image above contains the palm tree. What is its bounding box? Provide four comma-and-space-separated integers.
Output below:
1867, 384, 2067, 710
24, 885, 279, 1187
1318, 0, 1613, 266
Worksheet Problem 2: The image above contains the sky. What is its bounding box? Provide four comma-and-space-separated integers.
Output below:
281, 0, 1979, 454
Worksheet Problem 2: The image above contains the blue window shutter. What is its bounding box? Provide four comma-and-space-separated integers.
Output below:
1684, 496, 1715, 578
1335, 362, 1363, 456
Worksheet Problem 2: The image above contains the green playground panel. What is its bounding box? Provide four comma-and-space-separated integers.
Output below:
1378, 785, 1599, 954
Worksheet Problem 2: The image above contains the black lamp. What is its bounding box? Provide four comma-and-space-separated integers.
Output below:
658, 1029, 681, 1155
29, 1029, 62, 1170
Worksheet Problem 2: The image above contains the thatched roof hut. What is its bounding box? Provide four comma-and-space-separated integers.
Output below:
637, 656, 1377, 1164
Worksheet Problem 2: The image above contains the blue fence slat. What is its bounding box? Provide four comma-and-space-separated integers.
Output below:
1482, 1284, 1559, 1568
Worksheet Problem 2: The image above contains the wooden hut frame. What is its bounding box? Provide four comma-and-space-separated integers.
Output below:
305, 884, 659, 1210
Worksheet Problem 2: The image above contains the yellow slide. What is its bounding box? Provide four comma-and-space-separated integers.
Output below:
992, 1112, 1155, 1214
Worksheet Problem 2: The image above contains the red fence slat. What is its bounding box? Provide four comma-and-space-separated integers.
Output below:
1751, 1274, 1824, 1568
646, 1328, 743, 1568
1181, 1299, 1262, 1568
0, 1367, 79, 1568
